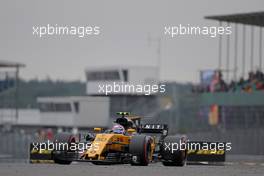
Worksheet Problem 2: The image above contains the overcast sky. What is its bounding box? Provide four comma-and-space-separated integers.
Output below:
0, 0, 263, 83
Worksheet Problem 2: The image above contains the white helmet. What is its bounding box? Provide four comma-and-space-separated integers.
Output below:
112, 124, 125, 134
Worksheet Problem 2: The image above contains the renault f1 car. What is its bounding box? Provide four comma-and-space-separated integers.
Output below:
51, 112, 188, 166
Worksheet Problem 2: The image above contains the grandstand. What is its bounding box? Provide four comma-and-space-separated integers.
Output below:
200, 11, 264, 93
186, 12, 264, 155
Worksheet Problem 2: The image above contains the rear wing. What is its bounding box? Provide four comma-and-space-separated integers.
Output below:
139, 124, 168, 134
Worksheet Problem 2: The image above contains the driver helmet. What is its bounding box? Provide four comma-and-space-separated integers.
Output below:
112, 124, 125, 134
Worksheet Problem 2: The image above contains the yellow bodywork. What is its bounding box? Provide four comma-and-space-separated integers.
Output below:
83, 133, 155, 161
84, 133, 131, 160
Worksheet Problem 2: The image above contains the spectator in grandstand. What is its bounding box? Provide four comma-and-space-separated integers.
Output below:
209, 71, 228, 92
235, 77, 246, 91
228, 80, 236, 92
255, 70, 264, 91
192, 70, 264, 93
242, 71, 264, 92
242, 72, 254, 92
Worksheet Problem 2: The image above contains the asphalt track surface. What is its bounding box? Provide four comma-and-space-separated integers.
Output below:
0, 162, 264, 176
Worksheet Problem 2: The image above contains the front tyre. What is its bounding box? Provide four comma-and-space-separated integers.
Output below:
129, 135, 152, 166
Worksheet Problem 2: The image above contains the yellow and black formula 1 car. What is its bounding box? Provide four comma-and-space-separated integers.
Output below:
50, 112, 188, 166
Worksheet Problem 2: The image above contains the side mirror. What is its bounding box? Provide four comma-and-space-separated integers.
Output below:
94, 127, 102, 132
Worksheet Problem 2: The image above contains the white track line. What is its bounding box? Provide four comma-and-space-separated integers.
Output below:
243, 162, 257, 166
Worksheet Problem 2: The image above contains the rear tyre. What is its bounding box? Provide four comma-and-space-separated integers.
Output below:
161, 136, 187, 167
53, 133, 76, 165
129, 135, 151, 166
